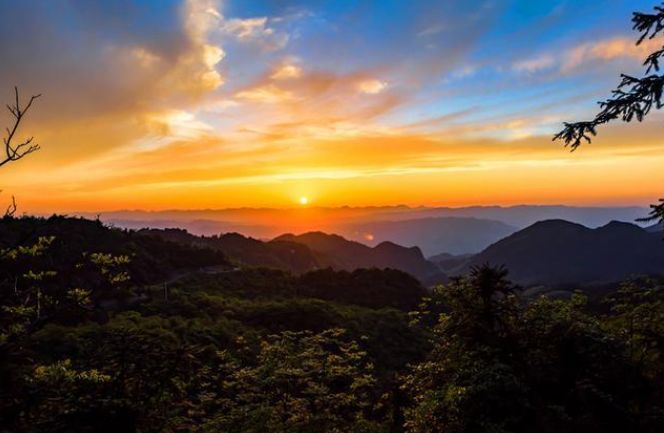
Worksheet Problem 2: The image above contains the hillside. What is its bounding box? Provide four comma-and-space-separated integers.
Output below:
139, 228, 446, 283
646, 223, 663, 234
0, 216, 231, 285
457, 220, 664, 286
429, 252, 473, 272
274, 231, 444, 282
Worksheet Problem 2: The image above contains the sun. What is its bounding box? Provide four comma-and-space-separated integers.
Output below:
299, 196, 309, 205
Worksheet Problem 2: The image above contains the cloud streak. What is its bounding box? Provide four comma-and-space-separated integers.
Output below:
513, 35, 664, 75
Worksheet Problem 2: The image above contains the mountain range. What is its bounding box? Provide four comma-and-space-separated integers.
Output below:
138, 228, 444, 283
5, 214, 664, 290
450, 220, 664, 286
139, 218, 664, 289
84, 205, 650, 255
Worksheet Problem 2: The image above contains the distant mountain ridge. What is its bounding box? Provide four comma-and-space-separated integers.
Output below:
343, 217, 516, 255
454, 219, 664, 286
86, 205, 649, 256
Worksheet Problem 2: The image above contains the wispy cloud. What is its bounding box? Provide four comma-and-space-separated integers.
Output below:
513, 35, 664, 75
270, 60, 303, 80
561, 36, 663, 72
356, 79, 388, 95
235, 84, 298, 103
513, 54, 556, 73
220, 16, 289, 51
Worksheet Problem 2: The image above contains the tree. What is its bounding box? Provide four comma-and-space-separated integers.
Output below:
553, 3, 664, 227
1, 87, 41, 217
403, 266, 664, 433
204, 329, 389, 433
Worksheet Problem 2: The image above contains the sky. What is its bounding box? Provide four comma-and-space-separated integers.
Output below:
1, 0, 663, 212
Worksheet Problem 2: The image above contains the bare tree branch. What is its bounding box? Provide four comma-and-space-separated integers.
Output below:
1, 87, 41, 217
4, 195, 16, 218
1, 86, 41, 168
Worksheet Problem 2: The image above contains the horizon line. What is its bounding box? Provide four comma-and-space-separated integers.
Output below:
37, 202, 652, 216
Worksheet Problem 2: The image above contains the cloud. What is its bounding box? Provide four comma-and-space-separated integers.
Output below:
417, 23, 445, 38
0, 0, 231, 170
222, 17, 270, 39
221, 16, 289, 51
512, 54, 556, 73
271, 61, 303, 80
561, 36, 664, 73
224, 68, 404, 145
235, 84, 298, 103
141, 110, 215, 141
170, 0, 226, 91
512, 35, 664, 75
356, 79, 388, 94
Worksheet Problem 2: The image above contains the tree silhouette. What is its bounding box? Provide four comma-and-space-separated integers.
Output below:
554, 4, 664, 227
1, 87, 41, 216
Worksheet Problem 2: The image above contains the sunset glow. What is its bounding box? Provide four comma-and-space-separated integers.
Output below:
1, 0, 662, 213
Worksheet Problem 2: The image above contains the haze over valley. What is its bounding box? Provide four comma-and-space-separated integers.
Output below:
80, 203, 650, 256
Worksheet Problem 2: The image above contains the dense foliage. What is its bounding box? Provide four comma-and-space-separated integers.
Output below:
404, 268, 664, 433
0, 217, 662, 432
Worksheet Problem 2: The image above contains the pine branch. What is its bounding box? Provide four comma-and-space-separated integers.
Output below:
637, 198, 664, 224
554, 3, 664, 149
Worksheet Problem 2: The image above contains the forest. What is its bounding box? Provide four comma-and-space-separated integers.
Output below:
0, 216, 662, 433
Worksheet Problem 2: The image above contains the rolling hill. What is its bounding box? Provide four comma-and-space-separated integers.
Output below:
137, 229, 320, 274
455, 220, 664, 286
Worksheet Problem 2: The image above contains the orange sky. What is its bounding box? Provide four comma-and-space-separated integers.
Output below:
1, 0, 663, 213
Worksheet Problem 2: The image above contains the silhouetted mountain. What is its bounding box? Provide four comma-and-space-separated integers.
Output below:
274, 232, 443, 281
344, 217, 516, 255
138, 229, 319, 274
370, 205, 649, 229
457, 220, 664, 286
